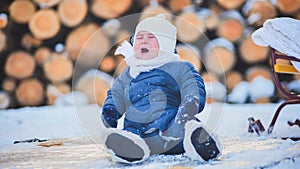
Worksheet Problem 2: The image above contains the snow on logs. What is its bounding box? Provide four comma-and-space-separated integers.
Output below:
0, 91, 10, 109
203, 38, 236, 75
46, 83, 71, 105
197, 8, 220, 31
33, 0, 62, 8
0, 13, 8, 29
243, 0, 277, 27
239, 31, 269, 64
216, 10, 245, 42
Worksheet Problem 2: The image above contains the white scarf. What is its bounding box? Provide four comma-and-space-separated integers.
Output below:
125, 52, 180, 78
115, 41, 180, 78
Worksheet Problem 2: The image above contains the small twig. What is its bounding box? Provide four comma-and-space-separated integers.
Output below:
14, 138, 48, 144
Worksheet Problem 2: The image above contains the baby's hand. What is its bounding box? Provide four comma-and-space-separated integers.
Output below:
175, 96, 199, 124
114, 41, 134, 58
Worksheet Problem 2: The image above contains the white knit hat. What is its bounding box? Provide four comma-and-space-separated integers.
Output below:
133, 14, 177, 55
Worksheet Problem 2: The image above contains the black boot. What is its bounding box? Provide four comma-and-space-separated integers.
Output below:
104, 129, 150, 164
184, 120, 222, 161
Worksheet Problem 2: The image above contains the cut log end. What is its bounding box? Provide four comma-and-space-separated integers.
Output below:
29, 9, 61, 40
34, 47, 52, 65
225, 71, 243, 92
276, 0, 300, 15
2, 78, 16, 93
140, 5, 172, 22
75, 71, 113, 106
16, 79, 44, 106
218, 18, 244, 42
9, 0, 36, 24
174, 12, 205, 43
91, 0, 132, 19
176, 45, 202, 72
43, 53, 73, 83
65, 23, 110, 67
22, 33, 43, 49
99, 56, 117, 73
168, 0, 192, 12
205, 46, 236, 75
216, 0, 246, 10
58, 0, 88, 27
239, 35, 269, 63
5, 51, 36, 80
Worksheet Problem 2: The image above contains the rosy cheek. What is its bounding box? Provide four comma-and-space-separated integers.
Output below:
133, 45, 139, 52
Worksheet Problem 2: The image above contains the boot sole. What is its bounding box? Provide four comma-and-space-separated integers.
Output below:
191, 127, 220, 161
105, 133, 145, 163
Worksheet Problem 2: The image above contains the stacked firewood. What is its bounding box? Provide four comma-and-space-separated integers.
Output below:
0, 0, 299, 108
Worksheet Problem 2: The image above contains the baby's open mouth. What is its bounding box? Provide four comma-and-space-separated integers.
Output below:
141, 48, 149, 53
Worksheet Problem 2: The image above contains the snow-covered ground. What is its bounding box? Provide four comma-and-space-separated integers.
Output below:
0, 102, 299, 168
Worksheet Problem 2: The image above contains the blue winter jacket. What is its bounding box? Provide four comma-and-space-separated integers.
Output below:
101, 61, 206, 138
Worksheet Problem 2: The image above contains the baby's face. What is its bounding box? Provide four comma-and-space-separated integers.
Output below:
134, 31, 159, 60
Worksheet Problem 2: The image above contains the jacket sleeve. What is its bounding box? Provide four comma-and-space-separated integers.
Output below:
178, 62, 206, 115
101, 72, 127, 128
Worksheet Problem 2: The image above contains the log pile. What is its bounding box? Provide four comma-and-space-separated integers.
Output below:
0, 0, 299, 108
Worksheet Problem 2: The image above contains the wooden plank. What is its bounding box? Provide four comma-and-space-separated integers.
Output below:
274, 64, 300, 74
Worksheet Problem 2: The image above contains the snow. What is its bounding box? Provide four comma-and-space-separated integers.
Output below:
0, 103, 299, 168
